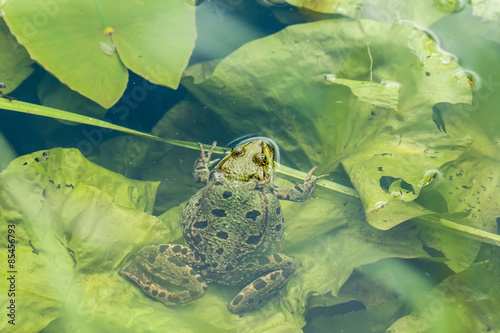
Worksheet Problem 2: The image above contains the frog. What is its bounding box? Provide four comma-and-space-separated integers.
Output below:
120, 139, 327, 314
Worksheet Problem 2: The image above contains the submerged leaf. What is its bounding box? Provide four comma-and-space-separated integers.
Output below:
388, 260, 500, 332
182, 19, 472, 229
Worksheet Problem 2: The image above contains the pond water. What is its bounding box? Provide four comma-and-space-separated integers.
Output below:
0, 1, 499, 332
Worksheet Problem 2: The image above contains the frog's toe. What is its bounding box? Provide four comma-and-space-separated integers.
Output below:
228, 269, 293, 314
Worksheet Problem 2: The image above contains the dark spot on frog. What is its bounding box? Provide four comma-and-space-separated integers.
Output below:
253, 279, 267, 290
273, 253, 283, 263
181, 247, 188, 255
168, 295, 180, 303
225, 264, 234, 271
23, 162, 27, 166
276, 207, 280, 215
270, 272, 280, 281
275, 224, 282, 231
196, 276, 205, 283
193, 221, 208, 229
189, 269, 198, 276
159, 245, 169, 253
212, 262, 218, 268
152, 289, 159, 296
172, 245, 182, 253
56, 184, 61, 189
147, 253, 157, 264
246, 235, 262, 245
214, 181, 223, 186
158, 292, 166, 298
144, 286, 150, 291
216, 248, 224, 255
245, 210, 261, 221
257, 256, 270, 265
42, 188, 46, 197
216, 231, 228, 239
194, 201, 200, 207
222, 191, 232, 199
232, 295, 243, 306
283, 270, 292, 278
425, 71, 430, 76
34, 157, 39, 162
49, 180, 54, 184
212, 209, 227, 217
294, 185, 303, 193
247, 298, 255, 304
65, 184, 74, 189
167, 257, 185, 268
378, 167, 383, 171
189, 290, 200, 298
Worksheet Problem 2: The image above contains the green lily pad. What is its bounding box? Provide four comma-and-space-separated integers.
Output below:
0, 18, 33, 94
2, 0, 196, 108
285, 0, 360, 15
0, 148, 166, 332
283, 0, 460, 27
182, 18, 472, 229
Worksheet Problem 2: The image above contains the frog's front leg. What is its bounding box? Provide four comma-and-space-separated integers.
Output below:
192, 141, 220, 183
229, 253, 297, 314
274, 167, 328, 202
120, 244, 207, 306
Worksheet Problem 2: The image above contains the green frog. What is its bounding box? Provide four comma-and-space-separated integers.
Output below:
120, 139, 326, 313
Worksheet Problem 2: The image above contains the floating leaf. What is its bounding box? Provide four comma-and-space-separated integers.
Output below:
0, 18, 33, 94
2, 0, 196, 107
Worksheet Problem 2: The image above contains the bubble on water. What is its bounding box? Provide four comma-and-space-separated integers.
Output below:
381, 79, 402, 90
324, 74, 337, 84
421, 169, 442, 189
391, 191, 402, 200
370, 201, 388, 213
463, 70, 480, 89
99, 41, 116, 55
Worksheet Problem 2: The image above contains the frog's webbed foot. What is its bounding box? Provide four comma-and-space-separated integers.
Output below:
193, 141, 220, 183
274, 167, 328, 202
120, 244, 207, 306
229, 253, 296, 314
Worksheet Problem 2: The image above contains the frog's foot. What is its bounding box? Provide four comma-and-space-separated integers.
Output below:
274, 167, 328, 202
228, 268, 295, 314
228, 253, 297, 314
120, 244, 207, 306
193, 141, 220, 183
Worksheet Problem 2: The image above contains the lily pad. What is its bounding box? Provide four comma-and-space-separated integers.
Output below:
0, 17, 33, 94
2, 0, 196, 108
182, 18, 472, 228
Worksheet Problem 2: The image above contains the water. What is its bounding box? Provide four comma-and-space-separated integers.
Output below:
0, 1, 499, 332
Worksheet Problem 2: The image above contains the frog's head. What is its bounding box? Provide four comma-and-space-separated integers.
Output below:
218, 139, 275, 183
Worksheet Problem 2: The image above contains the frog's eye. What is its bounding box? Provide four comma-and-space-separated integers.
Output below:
232, 146, 245, 157
253, 153, 267, 166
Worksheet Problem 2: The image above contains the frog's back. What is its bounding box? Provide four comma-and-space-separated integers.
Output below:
182, 179, 284, 284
